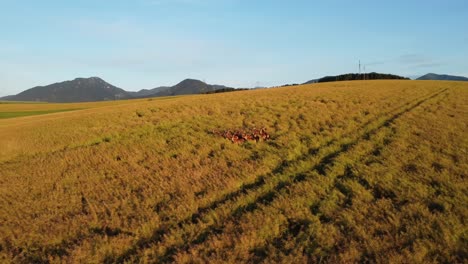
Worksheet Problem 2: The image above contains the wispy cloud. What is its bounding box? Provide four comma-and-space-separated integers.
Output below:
73, 19, 147, 39
359, 54, 442, 69
398, 53, 443, 69
366, 60, 386, 66
398, 53, 428, 64
142, 0, 216, 6
413, 62, 443, 68
69, 17, 245, 74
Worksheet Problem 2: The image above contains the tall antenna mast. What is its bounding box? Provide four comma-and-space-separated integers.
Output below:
359, 60, 361, 75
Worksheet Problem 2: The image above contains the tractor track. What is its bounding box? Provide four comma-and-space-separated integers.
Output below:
109, 89, 447, 263
250, 88, 450, 263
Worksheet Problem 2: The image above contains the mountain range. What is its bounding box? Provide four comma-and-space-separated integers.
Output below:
146, 79, 232, 97
3, 72, 468, 103
1, 78, 235, 103
416, 73, 468, 81
127, 86, 171, 98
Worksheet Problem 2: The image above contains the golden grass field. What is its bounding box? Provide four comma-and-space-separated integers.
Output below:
0, 80, 467, 263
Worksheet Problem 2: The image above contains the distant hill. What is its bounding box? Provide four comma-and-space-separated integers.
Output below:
304, 72, 409, 84
127, 86, 171, 97
303, 79, 319, 85
151, 79, 233, 97
416, 73, 468, 81
0, 95, 17, 101
1, 78, 237, 103
2, 77, 131, 103
205, 88, 248, 94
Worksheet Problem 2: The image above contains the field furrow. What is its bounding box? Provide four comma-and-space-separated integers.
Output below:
1, 81, 466, 263
111, 89, 447, 262
244, 89, 452, 263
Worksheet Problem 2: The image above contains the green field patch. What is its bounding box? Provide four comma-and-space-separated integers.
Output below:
0, 109, 81, 119
0, 101, 48, 104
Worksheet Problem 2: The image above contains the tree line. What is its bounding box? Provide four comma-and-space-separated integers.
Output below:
317, 72, 409, 83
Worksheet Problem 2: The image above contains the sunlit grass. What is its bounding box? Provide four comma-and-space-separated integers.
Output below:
0, 80, 466, 263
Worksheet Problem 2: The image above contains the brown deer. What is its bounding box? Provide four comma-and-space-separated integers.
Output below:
260, 127, 270, 140
213, 126, 270, 144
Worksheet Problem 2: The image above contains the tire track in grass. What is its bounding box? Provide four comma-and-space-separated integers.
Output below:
7, 92, 385, 263
251, 88, 449, 262
106, 101, 409, 262
11, 90, 438, 263
154, 89, 448, 262
252, 128, 398, 262
111, 89, 446, 263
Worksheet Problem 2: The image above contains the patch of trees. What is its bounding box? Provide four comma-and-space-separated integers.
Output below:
205, 88, 249, 94
280, 83, 300, 87
317, 72, 409, 83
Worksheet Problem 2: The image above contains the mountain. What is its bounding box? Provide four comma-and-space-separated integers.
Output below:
127, 86, 171, 97
303, 79, 319, 85
205, 88, 248, 94
0, 95, 16, 101
151, 79, 233, 97
416, 73, 468, 81
3, 77, 131, 103
303, 72, 409, 84
1, 77, 237, 103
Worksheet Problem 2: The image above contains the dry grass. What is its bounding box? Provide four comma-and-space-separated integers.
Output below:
0, 80, 467, 263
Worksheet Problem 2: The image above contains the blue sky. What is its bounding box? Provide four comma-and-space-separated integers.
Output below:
1, 0, 467, 95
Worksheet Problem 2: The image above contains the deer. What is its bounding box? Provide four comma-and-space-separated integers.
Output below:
212, 126, 270, 144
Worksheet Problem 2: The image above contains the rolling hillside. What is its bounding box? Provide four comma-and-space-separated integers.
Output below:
3, 77, 131, 103
304, 72, 408, 84
0, 80, 467, 263
127, 86, 171, 97
416, 73, 468, 81
2, 78, 235, 103
149, 79, 233, 97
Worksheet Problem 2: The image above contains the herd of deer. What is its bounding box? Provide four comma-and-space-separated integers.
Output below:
212, 127, 270, 143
